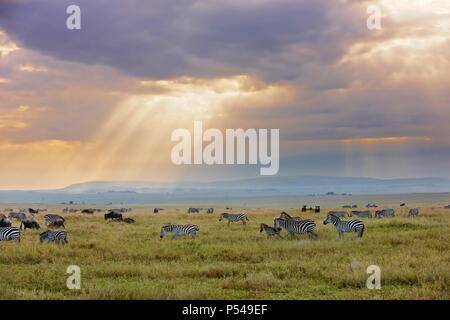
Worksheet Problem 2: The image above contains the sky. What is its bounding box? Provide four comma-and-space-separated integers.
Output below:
0, 0, 449, 190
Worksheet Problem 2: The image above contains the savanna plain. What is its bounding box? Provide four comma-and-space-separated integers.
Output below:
0, 203, 448, 300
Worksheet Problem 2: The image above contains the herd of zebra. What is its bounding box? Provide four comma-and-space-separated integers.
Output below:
160, 207, 421, 240
0, 210, 68, 243
0, 205, 424, 242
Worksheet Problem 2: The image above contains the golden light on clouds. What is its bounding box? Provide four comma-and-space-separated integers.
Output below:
0, 105, 34, 129
0, 31, 19, 57
44, 75, 292, 186
18, 64, 48, 73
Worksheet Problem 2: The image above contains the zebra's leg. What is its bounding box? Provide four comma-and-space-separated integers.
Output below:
227, 220, 231, 226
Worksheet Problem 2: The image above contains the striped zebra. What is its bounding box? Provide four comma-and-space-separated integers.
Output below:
279, 211, 303, 221
160, 224, 199, 239
323, 213, 364, 239
273, 218, 317, 239
219, 213, 249, 225
39, 230, 68, 244
408, 208, 419, 218
0, 227, 21, 242
44, 214, 66, 228
260, 223, 282, 239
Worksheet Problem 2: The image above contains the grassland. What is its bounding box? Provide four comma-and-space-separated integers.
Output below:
0, 205, 449, 299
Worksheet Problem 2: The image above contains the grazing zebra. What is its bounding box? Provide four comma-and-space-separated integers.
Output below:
260, 223, 282, 238
219, 213, 249, 225
375, 209, 395, 218
273, 218, 317, 239
349, 210, 372, 218
8, 211, 26, 221
39, 230, 68, 244
0, 227, 21, 242
328, 211, 347, 218
160, 224, 199, 239
44, 214, 66, 228
408, 208, 419, 218
279, 211, 303, 221
323, 213, 364, 239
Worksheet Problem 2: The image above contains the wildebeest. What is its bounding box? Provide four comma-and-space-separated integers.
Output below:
104, 211, 122, 221
400, 203, 406, 207
154, 208, 159, 213
187, 208, 200, 214
408, 208, 419, 218
260, 223, 282, 238
328, 211, 347, 218
28, 208, 39, 214
342, 205, 351, 209
444, 205, 450, 209
121, 217, 135, 224
8, 211, 26, 221
20, 219, 40, 230
349, 210, 372, 218
81, 209, 95, 214
314, 206, 321, 213
301, 205, 307, 212
207, 208, 214, 214
0, 217, 12, 227
375, 209, 395, 218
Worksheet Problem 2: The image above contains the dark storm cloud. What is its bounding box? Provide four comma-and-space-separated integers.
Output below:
0, 0, 366, 80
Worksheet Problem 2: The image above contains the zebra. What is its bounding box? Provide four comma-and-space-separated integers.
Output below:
39, 230, 68, 244
408, 208, 419, 218
273, 218, 317, 239
219, 213, 249, 225
279, 211, 303, 221
44, 214, 66, 228
160, 224, 199, 239
260, 223, 282, 238
328, 211, 347, 218
375, 209, 395, 218
323, 213, 364, 239
8, 211, 26, 221
0, 227, 21, 242
349, 210, 372, 218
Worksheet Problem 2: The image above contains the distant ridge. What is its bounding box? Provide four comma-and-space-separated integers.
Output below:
1, 176, 449, 203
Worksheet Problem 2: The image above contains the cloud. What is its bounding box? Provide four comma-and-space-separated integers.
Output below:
0, 0, 368, 80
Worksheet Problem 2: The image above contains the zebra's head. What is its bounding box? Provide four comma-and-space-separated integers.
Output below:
160, 226, 170, 239
218, 213, 226, 221
39, 231, 49, 243
323, 214, 338, 225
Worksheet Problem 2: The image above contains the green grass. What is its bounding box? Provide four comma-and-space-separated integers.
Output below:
0, 206, 448, 299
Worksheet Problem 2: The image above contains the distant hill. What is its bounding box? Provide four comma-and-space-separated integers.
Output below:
1, 176, 449, 203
